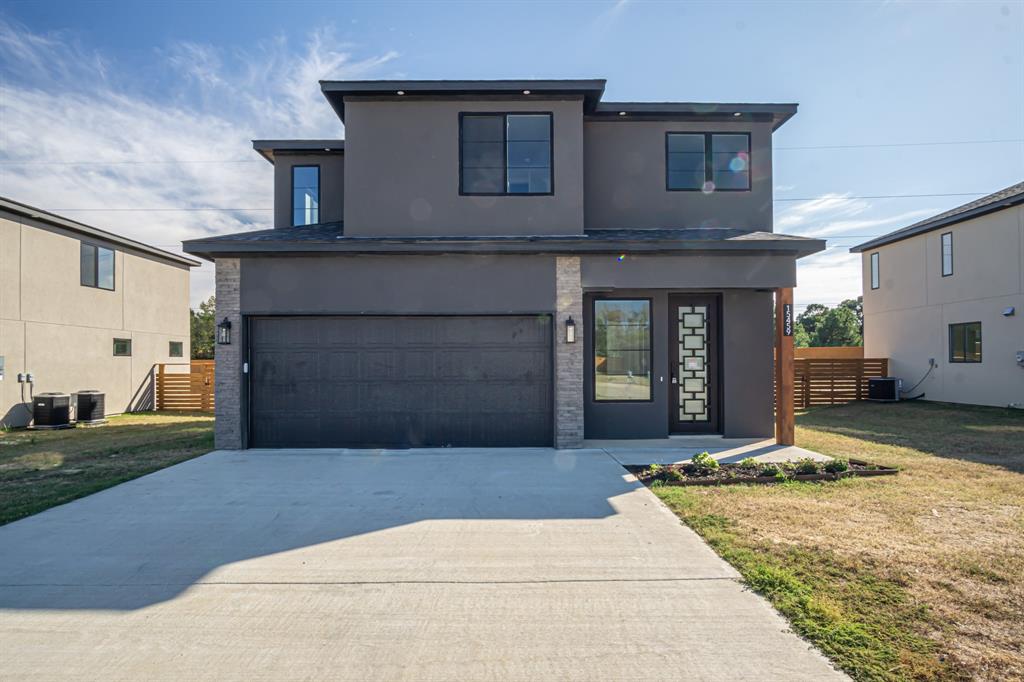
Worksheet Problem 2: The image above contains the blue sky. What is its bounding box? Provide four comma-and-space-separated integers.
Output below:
1, 0, 1022, 308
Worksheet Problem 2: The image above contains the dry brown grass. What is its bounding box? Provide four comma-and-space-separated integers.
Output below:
655, 401, 1024, 681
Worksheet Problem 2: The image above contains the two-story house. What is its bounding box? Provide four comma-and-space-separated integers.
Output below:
184, 79, 825, 449
1, 197, 198, 427
851, 182, 1024, 408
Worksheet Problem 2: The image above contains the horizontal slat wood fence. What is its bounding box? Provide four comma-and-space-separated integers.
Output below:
156, 361, 214, 412
794, 346, 864, 360
778, 358, 888, 410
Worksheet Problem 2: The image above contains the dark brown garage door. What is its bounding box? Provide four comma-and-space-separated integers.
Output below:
248, 316, 552, 448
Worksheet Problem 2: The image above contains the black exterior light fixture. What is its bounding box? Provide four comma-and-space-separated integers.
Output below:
217, 317, 232, 345
565, 316, 577, 344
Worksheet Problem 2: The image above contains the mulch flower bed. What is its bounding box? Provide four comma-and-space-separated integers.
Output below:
627, 454, 898, 487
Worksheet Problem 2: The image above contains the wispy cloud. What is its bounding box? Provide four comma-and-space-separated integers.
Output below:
780, 192, 938, 309
0, 20, 398, 306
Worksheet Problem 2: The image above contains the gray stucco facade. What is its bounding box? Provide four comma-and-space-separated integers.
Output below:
185, 78, 823, 450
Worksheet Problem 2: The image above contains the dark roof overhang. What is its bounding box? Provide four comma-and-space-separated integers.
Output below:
183, 224, 825, 262
319, 79, 607, 122
0, 196, 200, 268
252, 139, 345, 164
590, 102, 798, 131
850, 181, 1024, 252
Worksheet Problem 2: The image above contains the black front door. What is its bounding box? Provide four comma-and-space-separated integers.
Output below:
669, 295, 720, 433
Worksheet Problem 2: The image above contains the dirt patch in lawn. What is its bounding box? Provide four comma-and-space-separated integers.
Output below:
651, 401, 1024, 681
0, 412, 213, 525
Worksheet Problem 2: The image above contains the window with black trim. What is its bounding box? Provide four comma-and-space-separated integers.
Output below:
941, 232, 953, 277
460, 113, 552, 195
169, 341, 183, 358
666, 132, 750, 191
113, 338, 132, 357
292, 165, 320, 226
80, 242, 115, 290
949, 322, 981, 363
870, 252, 880, 290
594, 299, 652, 402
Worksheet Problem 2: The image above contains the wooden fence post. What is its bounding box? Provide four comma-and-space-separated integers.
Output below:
775, 288, 795, 446
157, 363, 165, 410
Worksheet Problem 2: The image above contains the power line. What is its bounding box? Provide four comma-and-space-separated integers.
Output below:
2, 138, 1021, 167
776, 138, 1024, 151
38, 191, 992, 212
775, 192, 987, 202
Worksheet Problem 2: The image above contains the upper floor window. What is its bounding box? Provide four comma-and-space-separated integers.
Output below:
941, 232, 953, 277
292, 166, 320, 226
666, 132, 750, 192
870, 252, 880, 290
81, 242, 114, 291
460, 113, 552, 195
169, 341, 183, 358
949, 322, 981, 363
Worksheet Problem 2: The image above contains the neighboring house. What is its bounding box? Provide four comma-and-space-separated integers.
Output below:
851, 182, 1024, 408
184, 79, 825, 449
0, 197, 199, 427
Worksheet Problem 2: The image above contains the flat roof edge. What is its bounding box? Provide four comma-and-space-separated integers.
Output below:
0, 197, 200, 268
850, 191, 1024, 252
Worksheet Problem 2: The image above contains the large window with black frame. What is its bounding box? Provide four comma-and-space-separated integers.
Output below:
460, 113, 552, 195
593, 299, 652, 402
666, 132, 750, 192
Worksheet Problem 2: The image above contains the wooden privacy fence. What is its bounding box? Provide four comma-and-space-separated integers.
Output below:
156, 360, 215, 412
781, 358, 888, 410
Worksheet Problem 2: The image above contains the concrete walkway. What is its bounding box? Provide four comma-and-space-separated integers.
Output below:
0, 449, 845, 681
587, 436, 831, 466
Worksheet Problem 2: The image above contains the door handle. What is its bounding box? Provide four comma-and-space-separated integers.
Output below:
671, 375, 678, 384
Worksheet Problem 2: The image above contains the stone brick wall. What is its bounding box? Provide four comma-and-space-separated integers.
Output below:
214, 258, 242, 450
555, 256, 584, 448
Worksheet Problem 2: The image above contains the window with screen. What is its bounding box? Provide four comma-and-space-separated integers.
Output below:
870, 252, 880, 290
949, 322, 981, 363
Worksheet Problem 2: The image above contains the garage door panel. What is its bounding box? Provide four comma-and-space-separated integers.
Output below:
249, 316, 552, 448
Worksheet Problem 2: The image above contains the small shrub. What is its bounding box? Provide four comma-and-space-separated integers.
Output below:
646, 463, 663, 477
794, 458, 821, 475
824, 458, 850, 474
759, 463, 783, 478
690, 451, 720, 472
738, 457, 759, 469
649, 479, 665, 488
664, 467, 686, 482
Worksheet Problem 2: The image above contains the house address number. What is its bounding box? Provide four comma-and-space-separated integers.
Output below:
783, 303, 793, 337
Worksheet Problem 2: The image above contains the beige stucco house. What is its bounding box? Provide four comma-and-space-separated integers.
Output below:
0, 197, 199, 427
851, 182, 1024, 408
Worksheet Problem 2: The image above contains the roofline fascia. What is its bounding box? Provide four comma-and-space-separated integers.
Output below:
183, 237, 826, 262
0, 198, 201, 268
850, 192, 1024, 252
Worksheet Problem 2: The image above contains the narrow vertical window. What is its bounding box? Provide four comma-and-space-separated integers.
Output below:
870, 252, 880, 290
292, 166, 320, 226
81, 243, 97, 287
941, 232, 953, 277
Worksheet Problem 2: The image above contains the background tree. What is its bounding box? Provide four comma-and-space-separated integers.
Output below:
839, 296, 864, 336
190, 296, 216, 359
813, 306, 862, 346
796, 303, 829, 339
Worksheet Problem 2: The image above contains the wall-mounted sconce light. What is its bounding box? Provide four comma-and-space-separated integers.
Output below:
217, 317, 232, 345
565, 316, 577, 344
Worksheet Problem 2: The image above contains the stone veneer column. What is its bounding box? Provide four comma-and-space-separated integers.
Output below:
554, 256, 584, 448
214, 258, 242, 450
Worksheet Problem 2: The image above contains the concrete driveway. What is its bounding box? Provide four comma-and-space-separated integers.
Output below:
0, 449, 844, 681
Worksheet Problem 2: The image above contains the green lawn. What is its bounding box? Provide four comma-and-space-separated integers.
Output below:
0, 412, 213, 526
652, 401, 1024, 682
